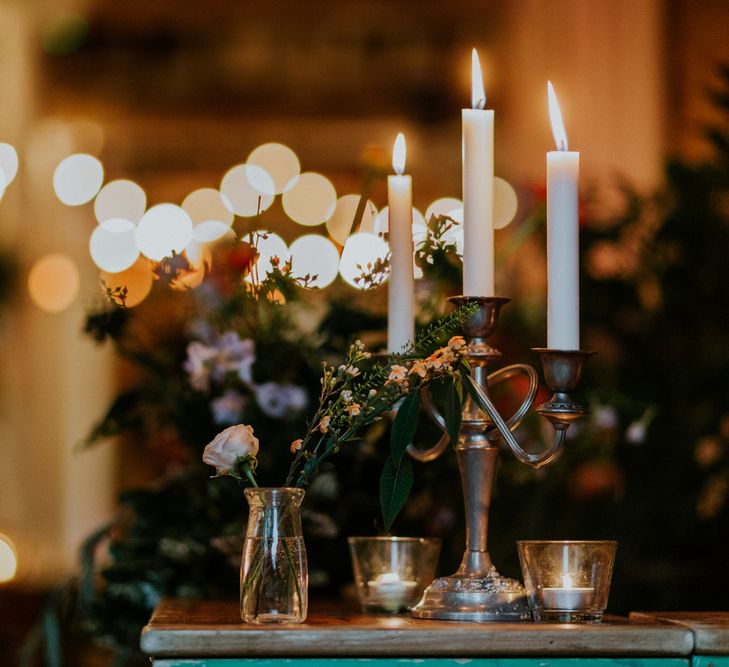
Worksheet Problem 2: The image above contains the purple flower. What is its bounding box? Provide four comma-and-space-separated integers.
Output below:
183, 341, 218, 392
254, 382, 308, 418
212, 332, 255, 383
211, 389, 247, 425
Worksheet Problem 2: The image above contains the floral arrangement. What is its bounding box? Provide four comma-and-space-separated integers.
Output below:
202, 331, 471, 530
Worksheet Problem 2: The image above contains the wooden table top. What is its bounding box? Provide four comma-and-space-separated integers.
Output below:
631, 612, 729, 655
141, 599, 695, 658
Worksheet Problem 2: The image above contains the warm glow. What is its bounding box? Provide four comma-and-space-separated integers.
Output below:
95, 179, 146, 225
563, 574, 574, 589
89, 221, 140, 272
101, 257, 154, 307
289, 234, 340, 288
135, 204, 193, 261
243, 232, 289, 282
392, 133, 406, 175
28, 253, 80, 313
471, 48, 486, 110
338, 232, 389, 289
282, 172, 337, 227
220, 164, 275, 217
247, 143, 301, 194
327, 195, 377, 245
0, 534, 17, 583
548, 80, 568, 151
493, 177, 518, 229
0, 143, 19, 185
53, 153, 104, 206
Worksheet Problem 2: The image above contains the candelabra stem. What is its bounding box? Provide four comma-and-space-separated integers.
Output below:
456, 444, 496, 576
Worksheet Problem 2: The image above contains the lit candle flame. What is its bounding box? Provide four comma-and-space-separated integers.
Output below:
548, 80, 568, 151
392, 132, 406, 175
471, 48, 486, 110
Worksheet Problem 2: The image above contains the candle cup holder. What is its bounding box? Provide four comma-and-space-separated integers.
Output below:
408, 296, 593, 621
348, 537, 441, 614
517, 540, 617, 623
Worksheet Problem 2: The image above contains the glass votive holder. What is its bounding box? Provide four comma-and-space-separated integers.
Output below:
348, 536, 440, 614
517, 540, 617, 623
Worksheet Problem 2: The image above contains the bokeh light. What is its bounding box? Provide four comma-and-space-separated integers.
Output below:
0, 534, 17, 583
247, 143, 301, 194
135, 204, 193, 261
282, 172, 337, 227
494, 176, 519, 229
101, 257, 154, 308
220, 164, 275, 217
369, 206, 426, 237
288, 234, 340, 288
172, 242, 211, 291
339, 232, 389, 289
28, 253, 80, 313
425, 197, 462, 222
89, 221, 140, 273
94, 179, 146, 225
53, 153, 104, 206
0, 143, 19, 186
326, 194, 377, 244
243, 232, 289, 281
183, 188, 234, 243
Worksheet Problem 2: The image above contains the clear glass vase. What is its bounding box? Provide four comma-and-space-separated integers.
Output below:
240, 487, 308, 624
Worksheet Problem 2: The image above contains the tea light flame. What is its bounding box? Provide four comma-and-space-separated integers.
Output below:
548, 80, 568, 151
471, 48, 486, 110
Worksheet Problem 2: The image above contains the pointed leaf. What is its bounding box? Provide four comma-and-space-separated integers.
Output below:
444, 380, 463, 449
380, 456, 414, 532
390, 390, 421, 465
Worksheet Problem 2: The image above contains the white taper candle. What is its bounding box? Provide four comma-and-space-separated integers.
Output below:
387, 133, 415, 353
462, 48, 495, 297
546, 81, 580, 350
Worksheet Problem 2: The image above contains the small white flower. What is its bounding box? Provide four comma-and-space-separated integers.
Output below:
202, 424, 259, 476
344, 365, 360, 377
341, 389, 353, 403
368, 388, 377, 398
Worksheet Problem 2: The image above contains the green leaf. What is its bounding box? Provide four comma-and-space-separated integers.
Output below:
444, 380, 462, 449
391, 390, 421, 465
380, 456, 414, 532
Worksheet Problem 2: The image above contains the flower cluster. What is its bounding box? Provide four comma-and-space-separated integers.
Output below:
183, 330, 307, 422
202, 334, 470, 489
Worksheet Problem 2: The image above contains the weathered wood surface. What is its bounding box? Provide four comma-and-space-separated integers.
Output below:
141, 599, 694, 658
631, 612, 729, 655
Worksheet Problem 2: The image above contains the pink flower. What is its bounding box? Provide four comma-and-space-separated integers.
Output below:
202, 424, 259, 476
290, 438, 304, 454
346, 403, 361, 417
409, 361, 427, 378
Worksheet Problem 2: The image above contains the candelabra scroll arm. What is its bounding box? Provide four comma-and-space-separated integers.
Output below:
462, 371, 565, 469
406, 387, 450, 463
486, 363, 539, 432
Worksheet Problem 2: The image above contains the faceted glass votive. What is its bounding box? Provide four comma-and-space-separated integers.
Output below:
517, 540, 617, 623
348, 537, 440, 614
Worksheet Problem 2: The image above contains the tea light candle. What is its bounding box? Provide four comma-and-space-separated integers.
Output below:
542, 586, 595, 610
367, 572, 417, 612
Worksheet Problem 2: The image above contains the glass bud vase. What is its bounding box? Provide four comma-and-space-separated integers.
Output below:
240, 487, 308, 624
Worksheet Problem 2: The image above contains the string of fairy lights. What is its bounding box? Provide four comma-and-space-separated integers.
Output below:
4, 139, 519, 313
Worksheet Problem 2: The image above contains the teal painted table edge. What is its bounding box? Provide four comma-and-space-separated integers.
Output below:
151, 660, 689, 667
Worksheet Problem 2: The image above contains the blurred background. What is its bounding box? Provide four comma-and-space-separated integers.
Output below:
1, 0, 729, 664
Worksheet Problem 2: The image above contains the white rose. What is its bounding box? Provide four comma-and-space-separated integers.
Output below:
203, 424, 259, 476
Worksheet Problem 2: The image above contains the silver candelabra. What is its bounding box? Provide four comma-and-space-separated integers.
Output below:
408, 296, 593, 621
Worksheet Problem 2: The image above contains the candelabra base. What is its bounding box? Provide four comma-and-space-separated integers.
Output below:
410, 566, 531, 621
